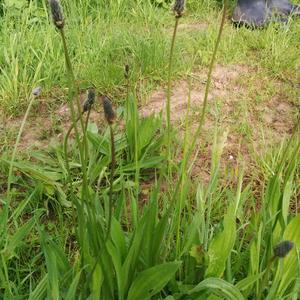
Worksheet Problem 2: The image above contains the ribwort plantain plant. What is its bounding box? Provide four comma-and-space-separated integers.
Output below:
166, 0, 185, 172
101, 95, 116, 240
48, 0, 89, 198
48, 0, 95, 268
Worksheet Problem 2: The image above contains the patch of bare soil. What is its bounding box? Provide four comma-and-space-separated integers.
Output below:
140, 64, 244, 122
141, 64, 298, 181
1, 94, 105, 151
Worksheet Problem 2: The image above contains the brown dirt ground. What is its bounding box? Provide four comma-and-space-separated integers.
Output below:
1, 64, 298, 184
140, 64, 298, 181
1, 93, 106, 151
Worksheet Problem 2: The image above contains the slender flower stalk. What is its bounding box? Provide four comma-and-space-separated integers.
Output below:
59, 30, 88, 186
185, 0, 228, 169
166, 0, 185, 173
190, 5, 228, 252
174, 0, 228, 258
84, 88, 96, 164
124, 64, 135, 228
48, 0, 89, 199
102, 96, 116, 240
63, 115, 83, 188
64, 89, 96, 189
124, 64, 130, 97
124, 64, 130, 80
48, 5, 94, 275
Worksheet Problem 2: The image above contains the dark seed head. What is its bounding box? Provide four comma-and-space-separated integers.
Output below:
274, 240, 294, 258
83, 88, 96, 112
102, 96, 115, 125
124, 64, 130, 79
48, 0, 64, 29
173, 0, 185, 18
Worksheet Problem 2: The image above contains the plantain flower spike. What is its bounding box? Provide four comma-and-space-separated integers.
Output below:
173, 0, 185, 18
273, 240, 294, 258
49, 0, 64, 29
124, 64, 130, 79
83, 88, 96, 112
102, 96, 115, 125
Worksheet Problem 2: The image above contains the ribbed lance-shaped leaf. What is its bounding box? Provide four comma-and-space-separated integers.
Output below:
42, 239, 60, 299
40, 232, 71, 299
188, 278, 245, 300
106, 240, 125, 298
205, 205, 236, 278
110, 217, 127, 262
91, 263, 103, 300
127, 262, 181, 300
141, 192, 158, 267
125, 92, 140, 160
181, 212, 202, 257
151, 207, 172, 265
121, 156, 164, 172
122, 204, 153, 294
235, 273, 263, 291
4, 160, 63, 182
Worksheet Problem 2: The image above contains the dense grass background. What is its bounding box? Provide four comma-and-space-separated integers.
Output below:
0, 0, 300, 299
1, 0, 300, 114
